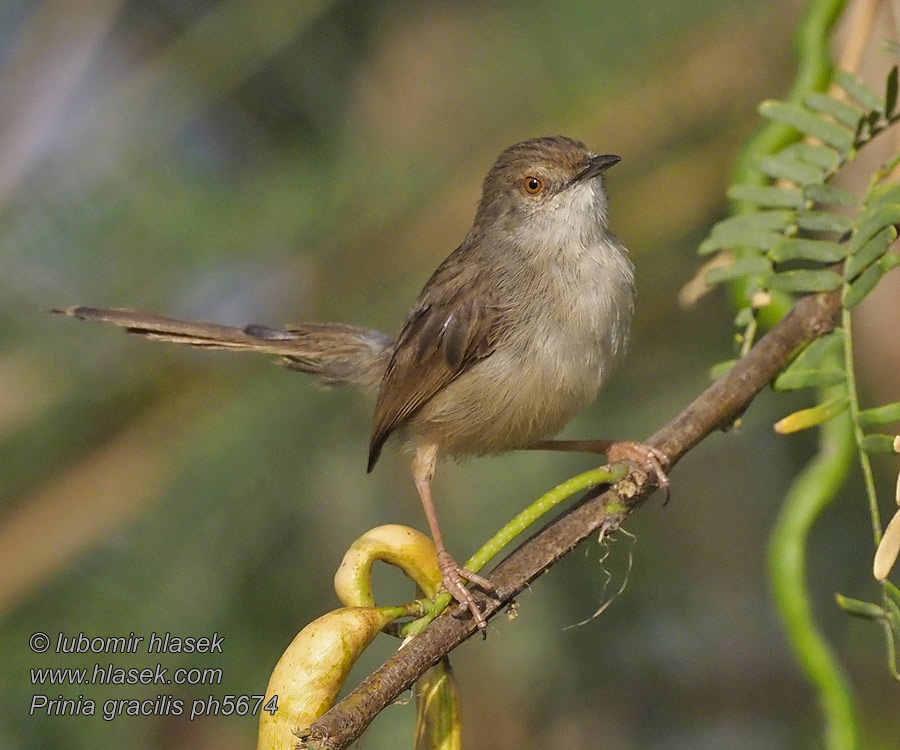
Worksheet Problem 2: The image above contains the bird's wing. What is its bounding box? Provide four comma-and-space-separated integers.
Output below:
367, 255, 500, 470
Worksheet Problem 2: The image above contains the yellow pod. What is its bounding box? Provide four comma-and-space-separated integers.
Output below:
415, 658, 462, 750
334, 524, 442, 606
773, 396, 848, 434
874, 509, 900, 581
257, 605, 401, 750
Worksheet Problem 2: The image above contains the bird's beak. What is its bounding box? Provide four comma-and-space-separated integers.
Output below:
569, 153, 621, 187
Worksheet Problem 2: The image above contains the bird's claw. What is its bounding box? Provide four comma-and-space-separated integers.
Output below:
437, 550, 494, 631
606, 441, 671, 502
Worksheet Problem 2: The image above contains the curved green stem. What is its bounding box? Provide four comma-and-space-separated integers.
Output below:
738, 7, 862, 735
464, 463, 626, 574
402, 463, 627, 638
769, 400, 859, 750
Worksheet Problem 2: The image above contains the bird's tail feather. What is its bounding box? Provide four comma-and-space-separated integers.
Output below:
55, 306, 393, 392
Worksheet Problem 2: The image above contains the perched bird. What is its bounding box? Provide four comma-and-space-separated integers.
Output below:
58, 135, 668, 629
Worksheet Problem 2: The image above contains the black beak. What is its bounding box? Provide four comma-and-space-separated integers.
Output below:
569, 153, 621, 187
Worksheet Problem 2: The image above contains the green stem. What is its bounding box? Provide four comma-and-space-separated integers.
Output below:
769, 401, 859, 750
739, 312, 759, 359
841, 303, 883, 544
741, 5, 863, 735
402, 463, 627, 638
464, 463, 626, 573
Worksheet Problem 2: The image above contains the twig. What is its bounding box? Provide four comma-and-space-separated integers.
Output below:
303, 289, 842, 749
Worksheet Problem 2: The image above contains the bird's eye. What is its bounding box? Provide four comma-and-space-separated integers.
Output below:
523, 176, 543, 195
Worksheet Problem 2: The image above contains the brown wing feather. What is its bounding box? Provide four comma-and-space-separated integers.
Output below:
367, 253, 499, 470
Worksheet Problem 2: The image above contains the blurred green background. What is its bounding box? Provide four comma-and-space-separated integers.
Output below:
2, 0, 899, 748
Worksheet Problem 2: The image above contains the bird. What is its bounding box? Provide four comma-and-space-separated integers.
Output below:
57, 135, 668, 629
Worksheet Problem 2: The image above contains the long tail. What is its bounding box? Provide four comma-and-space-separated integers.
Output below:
54, 306, 393, 392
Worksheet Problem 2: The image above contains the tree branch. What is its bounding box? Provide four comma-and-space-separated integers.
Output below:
302, 290, 842, 750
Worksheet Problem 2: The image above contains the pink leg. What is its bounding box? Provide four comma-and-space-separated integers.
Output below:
412, 444, 494, 630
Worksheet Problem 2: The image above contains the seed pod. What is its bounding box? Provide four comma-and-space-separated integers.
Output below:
894, 436, 900, 507
874, 509, 900, 581
415, 658, 462, 750
334, 524, 442, 606
257, 606, 401, 749
773, 396, 848, 433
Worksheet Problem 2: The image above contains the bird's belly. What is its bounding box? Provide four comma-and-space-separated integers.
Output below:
410, 246, 634, 458
413, 330, 605, 457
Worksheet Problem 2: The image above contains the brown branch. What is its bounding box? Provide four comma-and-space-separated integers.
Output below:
303, 290, 842, 750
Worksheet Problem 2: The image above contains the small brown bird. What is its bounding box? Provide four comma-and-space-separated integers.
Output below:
58, 136, 668, 629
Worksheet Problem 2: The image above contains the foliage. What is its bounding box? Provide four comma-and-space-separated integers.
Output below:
698, 63, 900, 748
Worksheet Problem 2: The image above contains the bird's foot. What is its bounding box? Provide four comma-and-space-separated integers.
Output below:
437, 550, 494, 631
605, 441, 671, 500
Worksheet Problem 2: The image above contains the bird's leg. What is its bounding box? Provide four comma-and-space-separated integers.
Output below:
411, 444, 494, 630
526, 439, 670, 497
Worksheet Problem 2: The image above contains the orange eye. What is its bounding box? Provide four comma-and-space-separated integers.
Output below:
523, 176, 543, 195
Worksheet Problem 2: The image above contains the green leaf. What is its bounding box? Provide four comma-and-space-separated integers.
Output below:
885, 597, 900, 655
843, 262, 882, 308
774, 331, 846, 392
770, 238, 846, 263
768, 269, 843, 292
867, 182, 900, 212
803, 92, 864, 129
861, 434, 899, 454
757, 154, 825, 185
849, 205, 900, 253
728, 184, 805, 208
705, 255, 772, 284
882, 252, 900, 272
709, 360, 737, 379
700, 229, 786, 255
758, 100, 855, 152
773, 368, 846, 391
835, 70, 884, 111
781, 143, 841, 170
867, 109, 882, 130
858, 401, 900, 427
844, 226, 896, 280
887, 65, 899, 119
800, 328, 845, 359
789, 329, 845, 367
794, 211, 853, 233
843, 254, 900, 309
854, 113, 868, 143
710, 210, 795, 234
886, 581, 900, 610
774, 396, 849, 433
804, 183, 856, 206
701, 211, 795, 253
835, 594, 888, 619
